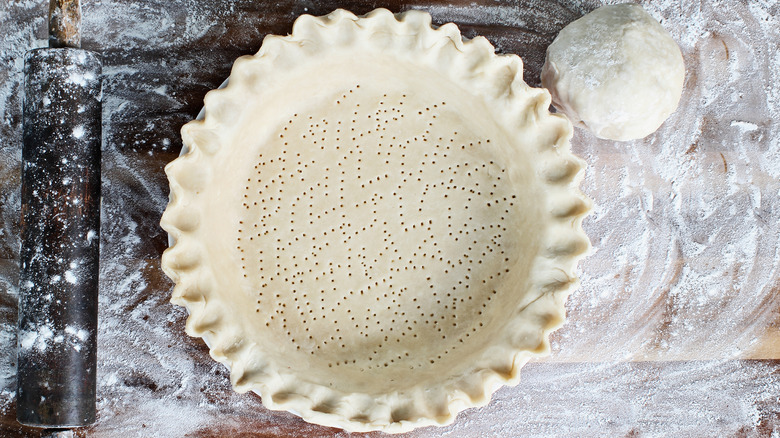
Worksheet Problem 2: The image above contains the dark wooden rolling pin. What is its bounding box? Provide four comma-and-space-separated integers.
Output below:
17, 0, 102, 428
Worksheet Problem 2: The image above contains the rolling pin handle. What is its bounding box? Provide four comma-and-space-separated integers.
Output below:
49, 0, 82, 49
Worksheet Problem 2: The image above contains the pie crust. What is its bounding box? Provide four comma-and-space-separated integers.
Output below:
161, 8, 591, 433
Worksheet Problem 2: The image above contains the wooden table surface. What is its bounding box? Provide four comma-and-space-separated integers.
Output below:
1, 0, 779, 436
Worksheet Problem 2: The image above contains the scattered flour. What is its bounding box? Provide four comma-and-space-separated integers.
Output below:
64, 270, 78, 284
72, 125, 85, 138
19, 324, 53, 353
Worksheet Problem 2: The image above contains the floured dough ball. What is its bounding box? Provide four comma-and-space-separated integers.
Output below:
541, 3, 685, 141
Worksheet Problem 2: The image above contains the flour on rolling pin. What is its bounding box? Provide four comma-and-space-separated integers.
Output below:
17, 0, 103, 428
18, 47, 102, 428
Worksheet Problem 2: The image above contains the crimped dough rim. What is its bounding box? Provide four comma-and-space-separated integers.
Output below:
161, 8, 591, 433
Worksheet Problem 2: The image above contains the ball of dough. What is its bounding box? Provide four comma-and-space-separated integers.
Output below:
541, 3, 685, 141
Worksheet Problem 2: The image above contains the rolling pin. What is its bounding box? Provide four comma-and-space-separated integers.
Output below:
17, 0, 102, 428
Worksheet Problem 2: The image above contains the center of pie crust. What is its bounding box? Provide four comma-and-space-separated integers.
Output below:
230, 78, 533, 389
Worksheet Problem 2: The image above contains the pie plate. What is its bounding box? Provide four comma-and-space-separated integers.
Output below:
161, 8, 591, 433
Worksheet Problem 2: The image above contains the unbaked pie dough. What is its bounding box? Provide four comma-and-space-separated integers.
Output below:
161, 8, 591, 433
541, 3, 685, 141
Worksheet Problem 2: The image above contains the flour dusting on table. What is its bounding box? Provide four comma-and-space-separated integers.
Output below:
0, 0, 779, 436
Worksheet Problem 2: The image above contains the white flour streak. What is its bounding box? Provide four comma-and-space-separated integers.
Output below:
731, 120, 759, 131
72, 125, 85, 138
19, 325, 54, 353
64, 270, 78, 284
